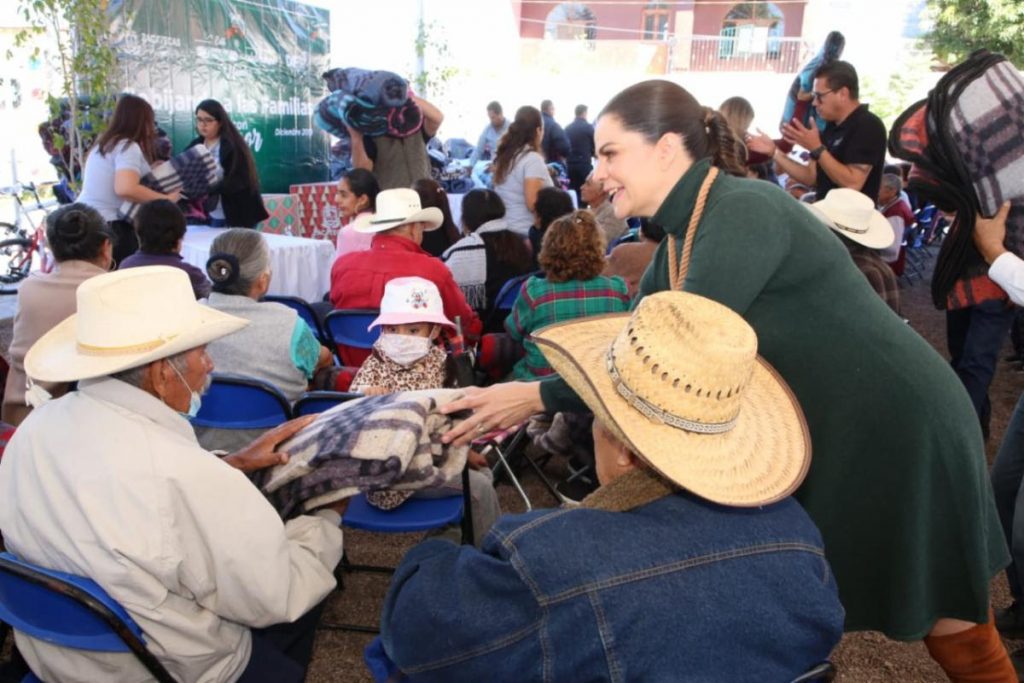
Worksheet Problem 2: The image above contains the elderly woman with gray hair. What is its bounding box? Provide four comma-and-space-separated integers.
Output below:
198, 229, 333, 450
2, 203, 113, 425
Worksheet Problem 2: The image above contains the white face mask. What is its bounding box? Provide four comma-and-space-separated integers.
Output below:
375, 333, 433, 367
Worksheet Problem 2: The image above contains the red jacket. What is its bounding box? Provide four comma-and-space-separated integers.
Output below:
330, 233, 482, 344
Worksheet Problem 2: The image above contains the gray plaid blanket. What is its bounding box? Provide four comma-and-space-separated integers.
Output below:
118, 143, 221, 221
254, 389, 469, 519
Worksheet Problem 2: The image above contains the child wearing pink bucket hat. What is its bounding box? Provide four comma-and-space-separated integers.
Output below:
351, 276, 456, 395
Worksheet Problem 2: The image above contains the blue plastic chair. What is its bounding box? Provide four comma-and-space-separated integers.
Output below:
261, 295, 327, 344
0, 552, 175, 682
190, 373, 292, 429
293, 390, 363, 417
343, 493, 464, 533
323, 309, 381, 366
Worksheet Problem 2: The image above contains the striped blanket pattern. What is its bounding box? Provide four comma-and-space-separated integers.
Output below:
118, 144, 221, 221
254, 389, 469, 519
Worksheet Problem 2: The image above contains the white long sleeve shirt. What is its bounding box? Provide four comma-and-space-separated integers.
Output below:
0, 377, 343, 682
990, 251, 1024, 306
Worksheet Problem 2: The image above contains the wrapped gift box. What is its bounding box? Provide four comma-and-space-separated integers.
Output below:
289, 181, 341, 241
257, 194, 302, 235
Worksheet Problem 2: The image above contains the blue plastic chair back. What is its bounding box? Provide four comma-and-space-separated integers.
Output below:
190, 373, 292, 429
0, 552, 176, 682
293, 391, 362, 417
343, 493, 463, 533
0, 552, 141, 652
324, 309, 381, 349
262, 295, 327, 344
494, 272, 536, 311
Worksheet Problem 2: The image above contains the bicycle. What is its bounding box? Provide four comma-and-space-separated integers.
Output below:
0, 182, 58, 294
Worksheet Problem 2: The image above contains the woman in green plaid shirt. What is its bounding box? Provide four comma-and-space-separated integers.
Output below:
506, 210, 631, 379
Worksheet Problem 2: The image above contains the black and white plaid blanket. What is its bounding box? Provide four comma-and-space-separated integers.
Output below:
254, 389, 469, 519
890, 50, 1024, 308
118, 143, 221, 221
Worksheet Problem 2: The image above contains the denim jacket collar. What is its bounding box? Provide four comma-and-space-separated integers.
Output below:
580, 467, 676, 512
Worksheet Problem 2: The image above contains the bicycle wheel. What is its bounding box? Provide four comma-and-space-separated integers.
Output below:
0, 222, 22, 243
0, 237, 33, 294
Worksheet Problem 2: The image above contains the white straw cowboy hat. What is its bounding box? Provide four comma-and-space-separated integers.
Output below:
533, 291, 810, 507
806, 187, 895, 249
353, 188, 443, 234
25, 266, 248, 383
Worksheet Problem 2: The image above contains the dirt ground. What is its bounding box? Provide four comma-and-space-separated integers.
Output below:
0, 246, 1021, 682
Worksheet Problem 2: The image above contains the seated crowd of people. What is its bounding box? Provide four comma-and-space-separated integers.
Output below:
1, 51, 1023, 683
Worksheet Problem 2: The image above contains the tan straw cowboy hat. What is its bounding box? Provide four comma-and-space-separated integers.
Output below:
806, 187, 895, 249
25, 266, 248, 383
353, 188, 444, 234
533, 291, 810, 507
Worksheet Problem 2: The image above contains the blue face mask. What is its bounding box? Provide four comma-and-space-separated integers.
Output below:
169, 360, 203, 419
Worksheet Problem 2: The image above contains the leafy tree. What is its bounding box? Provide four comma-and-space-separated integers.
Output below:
927, 0, 1024, 67
412, 18, 459, 102
12, 0, 119, 191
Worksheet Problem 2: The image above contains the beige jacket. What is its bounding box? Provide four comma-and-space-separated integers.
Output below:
2, 260, 106, 425
0, 378, 343, 682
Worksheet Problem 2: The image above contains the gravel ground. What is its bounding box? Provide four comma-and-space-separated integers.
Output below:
0, 246, 1020, 682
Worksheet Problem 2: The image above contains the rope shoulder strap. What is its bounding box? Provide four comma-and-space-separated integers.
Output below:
667, 166, 719, 291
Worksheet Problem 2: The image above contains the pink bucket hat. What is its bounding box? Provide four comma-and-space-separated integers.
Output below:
368, 277, 455, 330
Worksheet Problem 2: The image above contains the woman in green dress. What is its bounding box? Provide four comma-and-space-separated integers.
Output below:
442, 80, 1011, 679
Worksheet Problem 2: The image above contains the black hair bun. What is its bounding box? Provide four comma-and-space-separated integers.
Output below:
206, 252, 240, 285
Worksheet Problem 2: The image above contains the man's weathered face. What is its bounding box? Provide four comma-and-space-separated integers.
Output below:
159, 346, 213, 413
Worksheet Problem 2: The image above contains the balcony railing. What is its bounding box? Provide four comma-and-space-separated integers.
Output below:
670, 35, 812, 74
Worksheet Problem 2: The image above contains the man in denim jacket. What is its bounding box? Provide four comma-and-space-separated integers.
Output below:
379, 292, 844, 681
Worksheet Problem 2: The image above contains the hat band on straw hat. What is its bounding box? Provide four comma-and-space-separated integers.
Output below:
606, 351, 738, 435
77, 337, 171, 356
370, 215, 407, 224
833, 220, 869, 236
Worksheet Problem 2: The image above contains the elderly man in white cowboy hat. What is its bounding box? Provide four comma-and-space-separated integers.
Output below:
809, 187, 902, 314
0, 266, 347, 683
374, 291, 844, 681
329, 188, 482, 362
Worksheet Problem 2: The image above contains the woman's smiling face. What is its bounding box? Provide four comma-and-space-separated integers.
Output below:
593, 114, 668, 220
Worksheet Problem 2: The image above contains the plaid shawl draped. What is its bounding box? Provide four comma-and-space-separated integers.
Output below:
889, 50, 1024, 309
254, 389, 468, 520
117, 144, 220, 221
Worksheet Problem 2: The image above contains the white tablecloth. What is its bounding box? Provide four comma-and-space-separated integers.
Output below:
181, 226, 335, 303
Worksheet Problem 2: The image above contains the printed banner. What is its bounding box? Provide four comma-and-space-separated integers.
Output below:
107, 0, 331, 193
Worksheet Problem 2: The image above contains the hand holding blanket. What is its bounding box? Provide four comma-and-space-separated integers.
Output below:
253, 389, 469, 519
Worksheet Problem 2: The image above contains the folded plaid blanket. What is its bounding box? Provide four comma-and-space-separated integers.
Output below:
322, 68, 408, 109
340, 94, 391, 138
254, 389, 469, 519
118, 144, 220, 221
889, 50, 1024, 309
316, 67, 424, 140
315, 93, 348, 139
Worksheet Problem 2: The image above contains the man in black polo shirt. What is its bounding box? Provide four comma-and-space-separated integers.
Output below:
750, 60, 887, 201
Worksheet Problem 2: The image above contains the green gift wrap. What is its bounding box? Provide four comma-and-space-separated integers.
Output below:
257, 194, 301, 235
